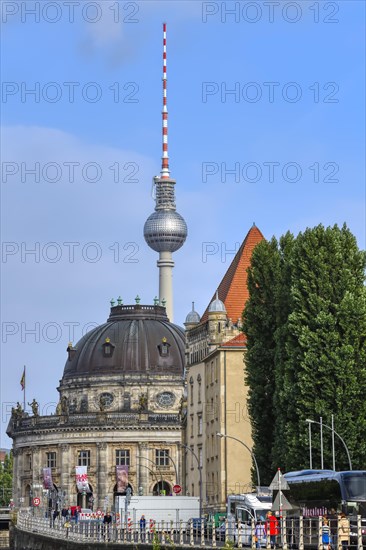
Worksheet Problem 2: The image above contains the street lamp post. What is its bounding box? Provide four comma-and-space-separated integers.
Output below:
320, 416, 324, 469
331, 414, 335, 471
179, 444, 202, 518
305, 419, 352, 470
216, 432, 261, 488
308, 421, 313, 469
163, 450, 179, 485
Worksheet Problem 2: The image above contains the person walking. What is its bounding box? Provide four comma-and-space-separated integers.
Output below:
140, 514, 146, 542
52, 508, 60, 527
103, 510, 112, 541
255, 520, 266, 548
322, 517, 332, 550
338, 513, 350, 550
61, 507, 68, 524
265, 512, 279, 549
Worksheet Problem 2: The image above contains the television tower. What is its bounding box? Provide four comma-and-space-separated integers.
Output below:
144, 23, 187, 322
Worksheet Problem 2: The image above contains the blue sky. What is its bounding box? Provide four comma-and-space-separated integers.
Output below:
1, 0, 365, 448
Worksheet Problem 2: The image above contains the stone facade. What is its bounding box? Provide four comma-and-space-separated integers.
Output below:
7, 304, 184, 511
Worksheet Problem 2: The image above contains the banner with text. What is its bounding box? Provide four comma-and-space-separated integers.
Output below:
75, 466, 90, 493
116, 465, 128, 493
42, 467, 53, 490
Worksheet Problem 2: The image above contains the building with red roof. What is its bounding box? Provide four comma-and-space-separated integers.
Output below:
184, 225, 264, 512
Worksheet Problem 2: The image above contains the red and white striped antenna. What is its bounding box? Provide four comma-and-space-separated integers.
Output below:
161, 22, 170, 179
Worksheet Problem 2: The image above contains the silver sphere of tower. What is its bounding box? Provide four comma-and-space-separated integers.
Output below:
144, 210, 187, 253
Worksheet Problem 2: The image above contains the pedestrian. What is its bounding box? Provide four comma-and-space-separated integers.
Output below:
265, 512, 279, 549
338, 513, 350, 550
140, 514, 146, 542
322, 517, 332, 550
64, 517, 71, 538
61, 507, 68, 524
103, 510, 112, 541
52, 508, 60, 527
255, 520, 266, 548
328, 508, 338, 546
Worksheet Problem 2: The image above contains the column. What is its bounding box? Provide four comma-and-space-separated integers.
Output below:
138, 443, 148, 495
59, 444, 70, 506
97, 443, 108, 510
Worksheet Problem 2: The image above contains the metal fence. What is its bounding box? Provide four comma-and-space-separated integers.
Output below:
16, 510, 365, 548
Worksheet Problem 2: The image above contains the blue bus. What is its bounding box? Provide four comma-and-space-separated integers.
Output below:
284, 470, 366, 518
283, 470, 366, 546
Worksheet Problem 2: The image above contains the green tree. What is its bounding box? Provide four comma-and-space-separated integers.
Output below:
242, 237, 281, 485
0, 452, 13, 506
271, 232, 296, 471
243, 223, 366, 475
276, 224, 366, 471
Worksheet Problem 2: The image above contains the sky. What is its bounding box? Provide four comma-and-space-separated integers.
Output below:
1, 0, 365, 449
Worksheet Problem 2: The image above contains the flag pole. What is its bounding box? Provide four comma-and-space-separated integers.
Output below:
23, 366, 26, 411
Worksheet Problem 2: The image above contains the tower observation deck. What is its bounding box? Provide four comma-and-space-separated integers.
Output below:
144, 23, 187, 322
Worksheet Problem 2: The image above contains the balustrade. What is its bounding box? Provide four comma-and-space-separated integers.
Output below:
14, 510, 365, 549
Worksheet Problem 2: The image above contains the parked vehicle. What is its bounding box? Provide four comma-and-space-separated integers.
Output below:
115, 495, 200, 527
227, 490, 272, 523
227, 490, 272, 545
283, 469, 366, 548
186, 517, 206, 536
215, 521, 226, 541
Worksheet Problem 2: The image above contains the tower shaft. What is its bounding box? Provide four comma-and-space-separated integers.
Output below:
158, 251, 174, 322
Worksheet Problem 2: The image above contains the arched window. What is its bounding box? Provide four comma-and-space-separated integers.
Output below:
113, 482, 133, 499
152, 481, 171, 496
76, 483, 93, 509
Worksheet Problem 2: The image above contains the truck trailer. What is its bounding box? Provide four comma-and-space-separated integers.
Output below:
115, 495, 200, 527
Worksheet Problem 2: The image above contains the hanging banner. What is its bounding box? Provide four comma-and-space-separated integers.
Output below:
75, 466, 90, 493
43, 467, 53, 490
116, 465, 128, 493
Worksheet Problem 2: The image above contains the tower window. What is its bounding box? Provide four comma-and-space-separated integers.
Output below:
78, 450, 90, 466
46, 452, 56, 469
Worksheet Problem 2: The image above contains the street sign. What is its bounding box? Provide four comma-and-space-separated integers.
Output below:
272, 491, 293, 512
269, 469, 290, 491
33, 497, 40, 507
172, 484, 182, 494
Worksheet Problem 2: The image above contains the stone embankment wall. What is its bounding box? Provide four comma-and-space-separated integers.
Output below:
10, 525, 205, 550
10, 525, 144, 550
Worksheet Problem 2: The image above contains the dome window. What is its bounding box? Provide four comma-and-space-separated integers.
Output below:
158, 337, 170, 357
102, 337, 115, 358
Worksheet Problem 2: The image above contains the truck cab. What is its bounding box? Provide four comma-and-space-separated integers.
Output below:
227, 490, 272, 546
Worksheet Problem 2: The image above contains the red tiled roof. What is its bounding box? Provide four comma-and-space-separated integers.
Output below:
201, 225, 264, 323
221, 332, 247, 347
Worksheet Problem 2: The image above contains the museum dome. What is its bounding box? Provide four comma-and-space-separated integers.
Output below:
62, 303, 185, 379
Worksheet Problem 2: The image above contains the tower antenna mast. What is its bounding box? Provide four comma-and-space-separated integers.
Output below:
144, 23, 187, 322
161, 22, 169, 179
